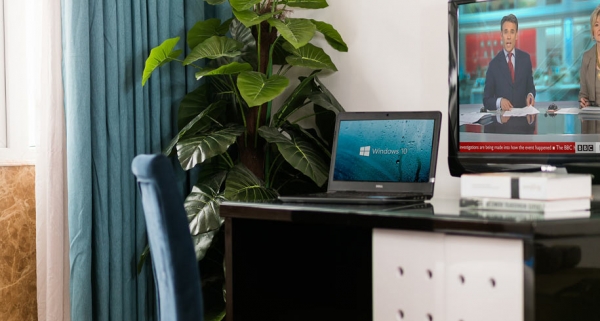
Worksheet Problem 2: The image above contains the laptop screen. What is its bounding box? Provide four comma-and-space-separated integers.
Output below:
333, 119, 436, 182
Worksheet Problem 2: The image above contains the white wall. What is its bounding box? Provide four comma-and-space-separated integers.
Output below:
298, 0, 460, 199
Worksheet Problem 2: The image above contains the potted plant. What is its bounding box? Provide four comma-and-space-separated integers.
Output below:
141, 0, 347, 319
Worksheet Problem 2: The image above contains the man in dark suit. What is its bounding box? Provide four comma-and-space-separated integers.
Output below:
483, 14, 536, 111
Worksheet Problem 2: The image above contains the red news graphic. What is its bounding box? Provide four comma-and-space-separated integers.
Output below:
460, 142, 576, 154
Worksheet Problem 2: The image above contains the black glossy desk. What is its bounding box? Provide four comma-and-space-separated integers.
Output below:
219, 199, 600, 321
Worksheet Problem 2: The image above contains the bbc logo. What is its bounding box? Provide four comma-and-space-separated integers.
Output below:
576, 143, 595, 153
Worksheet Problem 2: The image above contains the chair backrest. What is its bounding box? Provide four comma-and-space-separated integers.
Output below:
131, 154, 203, 321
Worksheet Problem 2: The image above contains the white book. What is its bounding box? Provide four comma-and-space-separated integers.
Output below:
460, 172, 592, 200
460, 197, 591, 213
459, 208, 591, 221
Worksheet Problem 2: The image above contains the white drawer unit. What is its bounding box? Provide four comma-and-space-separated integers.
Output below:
373, 229, 523, 321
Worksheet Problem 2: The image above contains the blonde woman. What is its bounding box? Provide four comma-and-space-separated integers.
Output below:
579, 4, 600, 108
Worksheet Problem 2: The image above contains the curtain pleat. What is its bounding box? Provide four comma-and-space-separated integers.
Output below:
62, 1, 231, 320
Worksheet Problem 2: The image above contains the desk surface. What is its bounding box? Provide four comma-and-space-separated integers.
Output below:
220, 198, 600, 239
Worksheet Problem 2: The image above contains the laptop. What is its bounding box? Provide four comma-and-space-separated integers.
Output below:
278, 111, 442, 204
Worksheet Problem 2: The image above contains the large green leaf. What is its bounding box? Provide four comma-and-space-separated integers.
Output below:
232, 9, 276, 27
313, 104, 338, 149
271, 38, 290, 66
229, 0, 261, 11
178, 83, 210, 131
191, 229, 219, 262
186, 172, 226, 235
258, 126, 329, 187
142, 37, 182, 86
283, 0, 328, 9
272, 71, 320, 126
293, 123, 331, 158
283, 42, 337, 71
177, 124, 245, 170
310, 19, 348, 52
309, 92, 344, 113
184, 36, 243, 65
205, 0, 226, 4
187, 18, 231, 50
229, 19, 257, 68
185, 170, 227, 260
237, 71, 289, 107
267, 18, 316, 49
224, 164, 279, 201
268, 152, 326, 196
163, 101, 227, 156
312, 76, 344, 146
195, 62, 253, 80
315, 75, 343, 111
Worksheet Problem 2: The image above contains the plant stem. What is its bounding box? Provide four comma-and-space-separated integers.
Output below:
257, 24, 262, 72
268, 153, 284, 187
173, 58, 203, 70
220, 152, 235, 168
272, 161, 299, 192
265, 36, 280, 125
267, 36, 279, 78
276, 64, 285, 75
289, 104, 318, 123
280, 64, 293, 76
228, 75, 246, 128
229, 75, 248, 146
254, 105, 262, 148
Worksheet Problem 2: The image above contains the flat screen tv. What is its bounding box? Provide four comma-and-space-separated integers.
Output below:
448, 0, 600, 182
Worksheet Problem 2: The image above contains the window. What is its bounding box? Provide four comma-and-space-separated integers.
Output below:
0, 1, 36, 166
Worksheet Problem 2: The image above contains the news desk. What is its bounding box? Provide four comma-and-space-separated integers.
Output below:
220, 198, 600, 321
460, 102, 600, 144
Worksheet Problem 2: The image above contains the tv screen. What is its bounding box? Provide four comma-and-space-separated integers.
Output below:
448, 0, 600, 181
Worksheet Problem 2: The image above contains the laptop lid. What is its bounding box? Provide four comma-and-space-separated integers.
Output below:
327, 111, 442, 199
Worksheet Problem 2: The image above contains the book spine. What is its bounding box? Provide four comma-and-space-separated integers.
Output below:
460, 198, 546, 212
460, 175, 591, 200
460, 176, 517, 199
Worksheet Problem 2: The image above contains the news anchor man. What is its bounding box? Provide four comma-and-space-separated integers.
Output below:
483, 14, 536, 111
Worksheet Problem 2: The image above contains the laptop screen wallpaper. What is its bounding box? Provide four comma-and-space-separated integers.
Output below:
333, 119, 435, 182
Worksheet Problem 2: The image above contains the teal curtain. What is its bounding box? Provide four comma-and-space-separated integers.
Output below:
62, 1, 231, 320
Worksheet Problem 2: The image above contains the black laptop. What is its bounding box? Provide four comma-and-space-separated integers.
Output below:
278, 111, 442, 204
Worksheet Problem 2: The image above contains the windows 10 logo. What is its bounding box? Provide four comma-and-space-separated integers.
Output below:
359, 146, 370, 157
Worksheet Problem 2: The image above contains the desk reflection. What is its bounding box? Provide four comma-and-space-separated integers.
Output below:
484, 113, 538, 135
580, 114, 600, 134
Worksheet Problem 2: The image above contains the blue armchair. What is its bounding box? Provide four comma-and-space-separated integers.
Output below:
132, 154, 203, 320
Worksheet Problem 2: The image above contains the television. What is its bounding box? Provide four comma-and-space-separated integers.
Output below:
448, 0, 600, 183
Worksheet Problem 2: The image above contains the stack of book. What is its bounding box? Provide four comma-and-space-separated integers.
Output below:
460, 172, 592, 217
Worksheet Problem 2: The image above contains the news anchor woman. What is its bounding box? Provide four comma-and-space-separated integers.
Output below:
579, 5, 600, 109
483, 14, 536, 111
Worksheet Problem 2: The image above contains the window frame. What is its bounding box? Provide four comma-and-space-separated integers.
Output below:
0, 1, 35, 166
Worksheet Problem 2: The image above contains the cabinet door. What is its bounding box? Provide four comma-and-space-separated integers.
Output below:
373, 229, 445, 321
445, 235, 523, 321
373, 229, 524, 321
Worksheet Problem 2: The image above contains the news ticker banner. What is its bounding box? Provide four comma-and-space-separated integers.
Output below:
460, 142, 600, 153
